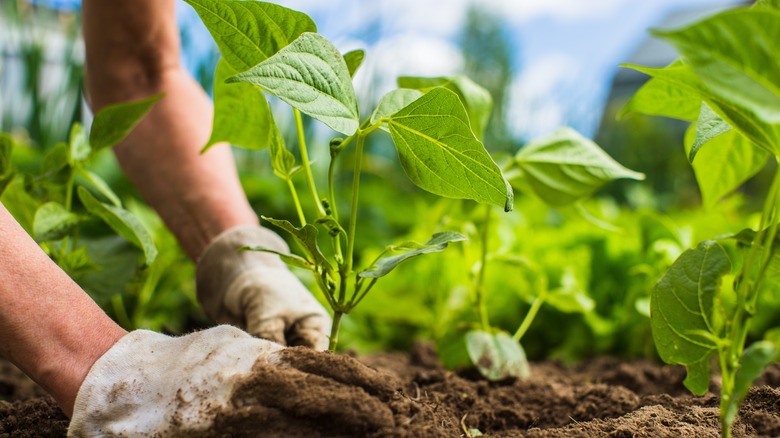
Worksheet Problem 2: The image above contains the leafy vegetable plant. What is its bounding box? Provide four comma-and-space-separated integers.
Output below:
621, 2, 780, 436
183, 0, 513, 350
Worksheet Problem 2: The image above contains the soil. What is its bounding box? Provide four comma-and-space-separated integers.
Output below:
3, 344, 780, 437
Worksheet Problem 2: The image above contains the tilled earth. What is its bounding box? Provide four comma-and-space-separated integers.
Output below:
2, 344, 780, 437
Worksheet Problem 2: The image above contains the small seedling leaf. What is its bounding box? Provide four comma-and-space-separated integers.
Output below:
76, 168, 122, 208
359, 231, 466, 278
42, 143, 69, 175
240, 245, 315, 271
205, 59, 280, 153
465, 330, 530, 381
89, 94, 163, 152
386, 87, 512, 211
33, 202, 81, 242
343, 49, 365, 77
261, 216, 333, 273
655, 9, 780, 126
182, 0, 315, 72
398, 75, 493, 141
370, 89, 424, 127
68, 123, 90, 165
651, 240, 731, 394
689, 103, 732, 163
228, 32, 360, 136
725, 341, 779, 425
513, 127, 645, 206
78, 187, 157, 267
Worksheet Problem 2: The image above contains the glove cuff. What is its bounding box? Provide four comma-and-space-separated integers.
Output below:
196, 225, 289, 322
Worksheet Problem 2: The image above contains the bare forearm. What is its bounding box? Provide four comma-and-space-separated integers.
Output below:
0, 204, 126, 417
82, 0, 258, 260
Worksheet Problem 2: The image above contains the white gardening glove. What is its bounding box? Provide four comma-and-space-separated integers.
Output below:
196, 225, 331, 350
68, 326, 398, 437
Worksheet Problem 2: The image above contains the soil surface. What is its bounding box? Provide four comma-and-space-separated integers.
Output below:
3, 344, 780, 437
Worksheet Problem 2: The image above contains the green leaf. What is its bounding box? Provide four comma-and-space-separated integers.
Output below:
68, 123, 90, 164
465, 330, 530, 381
725, 341, 778, 425
205, 59, 278, 153
90, 94, 164, 152
684, 123, 768, 210
359, 232, 466, 278
689, 103, 732, 162
76, 168, 122, 208
228, 32, 360, 136
513, 127, 645, 206
55, 245, 100, 278
239, 245, 315, 271
655, 9, 780, 126
261, 216, 333, 273
651, 240, 731, 394
618, 69, 702, 121
386, 87, 513, 211
370, 89, 424, 126
398, 75, 493, 141
343, 49, 365, 77
624, 62, 780, 154
0, 134, 13, 196
182, 0, 315, 72
268, 117, 296, 180
682, 355, 712, 395
32, 202, 81, 242
545, 270, 595, 314
42, 143, 69, 175
754, 0, 780, 10
78, 187, 157, 267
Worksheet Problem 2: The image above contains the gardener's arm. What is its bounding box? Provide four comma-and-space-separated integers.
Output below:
81, 0, 330, 348
0, 203, 126, 417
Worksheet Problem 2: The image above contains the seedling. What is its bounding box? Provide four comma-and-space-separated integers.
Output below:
622, 2, 780, 436
184, 0, 513, 350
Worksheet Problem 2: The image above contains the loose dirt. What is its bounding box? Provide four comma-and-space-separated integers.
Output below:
3, 344, 780, 437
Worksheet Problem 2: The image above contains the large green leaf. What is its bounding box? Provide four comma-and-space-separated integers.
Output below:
398, 75, 493, 141
655, 9, 780, 126
618, 68, 701, 121
755, 0, 780, 10
359, 232, 466, 278
228, 32, 359, 136
513, 127, 644, 206
386, 87, 513, 211
370, 89, 424, 126
651, 240, 731, 395
33, 202, 81, 242
182, 0, 315, 72
89, 94, 163, 152
684, 123, 768, 209
465, 330, 530, 381
624, 63, 780, 154
78, 187, 157, 267
205, 59, 277, 153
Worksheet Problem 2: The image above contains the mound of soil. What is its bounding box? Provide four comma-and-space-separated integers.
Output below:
3, 344, 780, 437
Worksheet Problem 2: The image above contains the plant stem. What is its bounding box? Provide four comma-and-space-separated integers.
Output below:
327, 152, 343, 263
513, 289, 548, 342
294, 108, 326, 218
344, 133, 366, 276
286, 178, 307, 226
328, 310, 344, 350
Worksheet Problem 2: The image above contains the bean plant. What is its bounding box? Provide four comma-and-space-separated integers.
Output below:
622, 1, 780, 436
183, 0, 514, 350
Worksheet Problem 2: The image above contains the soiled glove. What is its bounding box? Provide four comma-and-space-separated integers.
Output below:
68, 326, 398, 437
196, 225, 331, 350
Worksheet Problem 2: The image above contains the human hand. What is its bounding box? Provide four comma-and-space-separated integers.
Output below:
196, 225, 331, 349
68, 326, 399, 436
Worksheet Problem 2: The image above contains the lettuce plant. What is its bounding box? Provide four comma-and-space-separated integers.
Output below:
183, 0, 513, 350
622, 2, 780, 436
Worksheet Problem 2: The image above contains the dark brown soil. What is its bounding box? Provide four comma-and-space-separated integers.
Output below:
3, 345, 780, 437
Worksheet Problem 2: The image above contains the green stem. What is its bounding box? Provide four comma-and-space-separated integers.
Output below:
344, 133, 366, 276
286, 178, 307, 227
513, 289, 547, 342
294, 108, 326, 218
327, 151, 344, 263
328, 310, 344, 351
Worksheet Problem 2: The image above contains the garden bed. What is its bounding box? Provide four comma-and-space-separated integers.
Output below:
2, 344, 780, 437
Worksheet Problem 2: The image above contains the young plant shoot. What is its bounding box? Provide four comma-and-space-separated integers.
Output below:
622, 2, 780, 436
184, 0, 513, 350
